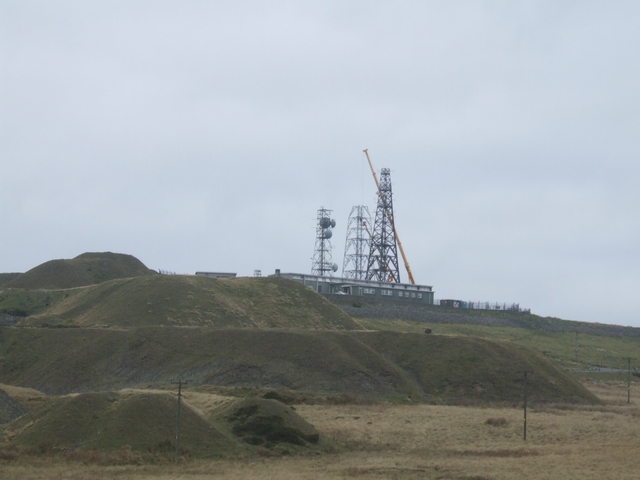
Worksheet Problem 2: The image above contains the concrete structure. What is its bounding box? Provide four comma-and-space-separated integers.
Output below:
195, 271, 237, 278
270, 271, 434, 304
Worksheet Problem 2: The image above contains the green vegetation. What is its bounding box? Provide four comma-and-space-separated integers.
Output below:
0, 274, 20, 289
353, 331, 599, 404
6, 391, 246, 458
2, 250, 637, 470
358, 317, 640, 371
3, 275, 358, 330
6, 252, 156, 290
214, 398, 325, 452
0, 289, 68, 317
0, 327, 598, 404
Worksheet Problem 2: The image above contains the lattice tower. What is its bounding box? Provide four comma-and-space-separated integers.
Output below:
366, 168, 400, 282
311, 207, 338, 276
342, 205, 371, 279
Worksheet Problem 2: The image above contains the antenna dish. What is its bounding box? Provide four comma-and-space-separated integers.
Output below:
332, 263, 339, 272
322, 228, 333, 239
330, 219, 336, 228
319, 217, 331, 229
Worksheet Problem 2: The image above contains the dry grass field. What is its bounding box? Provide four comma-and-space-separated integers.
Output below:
2, 380, 639, 479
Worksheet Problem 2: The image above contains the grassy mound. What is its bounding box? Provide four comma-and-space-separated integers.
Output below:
5, 391, 245, 458
0, 328, 417, 397
13, 275, 358, 330
0, 328, 598, 404
352, 331, 600, 404
7, 252, 156, 290
213, 398, 325, 453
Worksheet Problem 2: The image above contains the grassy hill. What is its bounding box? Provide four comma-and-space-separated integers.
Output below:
7, 275, 359, 330
6, 252, 156, 290
0, 327, 599, 404
5, 391, 245, 457
331, 298, 640, 338
358, 317, 640, 371
354, 331, 597, 404
0, 273, 20, 289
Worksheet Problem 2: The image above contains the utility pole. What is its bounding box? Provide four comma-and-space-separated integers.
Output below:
171, 379, 188, 464
518, 371, 532, 441
622, 358, 635, 404
524, 371, 528, 440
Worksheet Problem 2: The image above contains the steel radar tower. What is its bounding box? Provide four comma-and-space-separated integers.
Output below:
342, 205, 372, 279
366, 167, 401, 283
311, 207, 339, 276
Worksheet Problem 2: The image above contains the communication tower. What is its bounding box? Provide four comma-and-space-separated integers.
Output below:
311, 207, 338, 276
366, 168, 401, 283
342, 205, 371, 279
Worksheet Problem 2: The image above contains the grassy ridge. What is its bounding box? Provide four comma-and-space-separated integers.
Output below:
0, 274, 20, 288
0, 328, 418, 397
359, 318, 640, 370
0, 327, 598, 404
7, 252, 156, 290
11, 276, 359, 330
353, 331, 598, 404
334, 298, 640, 337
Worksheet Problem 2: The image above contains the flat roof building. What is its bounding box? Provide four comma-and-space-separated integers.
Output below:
195, 271, 237, 278
269, 271, 434, 305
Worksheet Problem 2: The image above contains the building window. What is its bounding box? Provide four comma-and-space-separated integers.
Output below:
397, 291, 403, 297
363, 288, 375, 295
381, 289, 392, 296
411, 293, 416, 298
417, 293, 422, 299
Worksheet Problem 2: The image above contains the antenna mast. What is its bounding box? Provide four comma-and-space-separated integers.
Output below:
342, 205, 371, 279
311, 207, 338, 277
363, 149, 416, 284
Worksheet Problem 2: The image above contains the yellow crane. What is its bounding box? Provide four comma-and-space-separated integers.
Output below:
363, 149, 416, 285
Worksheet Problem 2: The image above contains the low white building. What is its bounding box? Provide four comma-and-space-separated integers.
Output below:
269, 271, 434, 304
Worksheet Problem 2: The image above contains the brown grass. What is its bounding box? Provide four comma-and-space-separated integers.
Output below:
484, 417, 509, 427
2, 381, 640, 479
0, 384, 50, 410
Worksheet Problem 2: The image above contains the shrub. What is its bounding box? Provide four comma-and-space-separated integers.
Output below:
485, 417, 508, 427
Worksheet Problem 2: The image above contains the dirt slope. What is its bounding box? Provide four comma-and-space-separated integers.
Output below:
0, 388, 28, 423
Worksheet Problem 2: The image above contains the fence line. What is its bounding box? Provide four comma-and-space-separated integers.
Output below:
435, 299, 530, 313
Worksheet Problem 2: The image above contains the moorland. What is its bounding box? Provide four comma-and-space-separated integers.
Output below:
1, 252, 638, 479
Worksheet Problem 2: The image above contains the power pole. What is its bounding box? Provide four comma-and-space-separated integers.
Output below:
518, 370, 533, 440
171, 379, 188, 464
622, 358, 636, 404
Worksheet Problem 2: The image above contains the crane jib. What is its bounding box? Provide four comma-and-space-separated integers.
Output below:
363, 149, 416, 285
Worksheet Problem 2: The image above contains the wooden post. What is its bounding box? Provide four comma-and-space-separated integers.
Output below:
523, 371, 528, 441
171, 379, 188, 464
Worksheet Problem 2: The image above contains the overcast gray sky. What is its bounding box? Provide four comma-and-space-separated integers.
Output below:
1, 1, 639, 326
